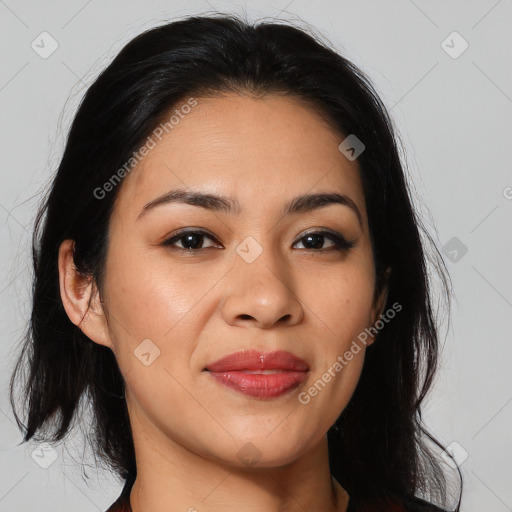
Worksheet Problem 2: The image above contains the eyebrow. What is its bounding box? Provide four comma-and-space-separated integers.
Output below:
137, 188, 363, 227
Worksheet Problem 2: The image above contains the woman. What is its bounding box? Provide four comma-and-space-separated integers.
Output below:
9, 13, 462, 512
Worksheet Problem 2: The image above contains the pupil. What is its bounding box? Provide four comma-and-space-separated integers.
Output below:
305, 234, 323, 249
183, 234, 202, 249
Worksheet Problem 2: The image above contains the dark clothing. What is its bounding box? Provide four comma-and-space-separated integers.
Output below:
106, 471, 451, 512
105, 468, 135, 512
345, 490, 451, 511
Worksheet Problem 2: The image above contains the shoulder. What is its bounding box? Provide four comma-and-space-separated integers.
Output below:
347, 489, 452, 512
399, 493, 451, 512
106, 469, 135, 512
105, 491, 132, 512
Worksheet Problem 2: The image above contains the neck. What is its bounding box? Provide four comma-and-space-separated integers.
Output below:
127, 405, 349, 512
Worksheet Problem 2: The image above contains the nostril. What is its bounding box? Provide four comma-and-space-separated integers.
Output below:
239, 314, 252, 320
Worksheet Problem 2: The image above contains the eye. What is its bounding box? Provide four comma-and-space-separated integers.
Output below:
293, 230, 356, 251
162, 228, 356, 252
162, 229, 221, 251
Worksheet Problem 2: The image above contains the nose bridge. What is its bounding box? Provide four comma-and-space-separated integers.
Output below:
222, 234, 304, 328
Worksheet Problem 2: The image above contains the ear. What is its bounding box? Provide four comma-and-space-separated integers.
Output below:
58, 239, 113, 349
366, 267, 392, 347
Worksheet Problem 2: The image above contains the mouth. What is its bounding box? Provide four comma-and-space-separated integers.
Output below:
204, 349, 309, 399
237, 369, 291, 374
204, 349, 309, 372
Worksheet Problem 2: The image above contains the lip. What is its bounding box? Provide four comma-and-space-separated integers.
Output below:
204, 350, 309, 399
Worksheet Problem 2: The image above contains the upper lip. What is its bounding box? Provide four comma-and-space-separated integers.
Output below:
205, 349, 309, 372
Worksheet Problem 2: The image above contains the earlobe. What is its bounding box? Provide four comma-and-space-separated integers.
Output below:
58, 239, 113, 349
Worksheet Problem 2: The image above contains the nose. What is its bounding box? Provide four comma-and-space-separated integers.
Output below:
221, 248, 304, 329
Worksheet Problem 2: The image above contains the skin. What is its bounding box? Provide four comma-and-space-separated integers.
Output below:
59, 93, 389, 512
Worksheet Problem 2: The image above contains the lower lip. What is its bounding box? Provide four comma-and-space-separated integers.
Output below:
207, 370, 308, 398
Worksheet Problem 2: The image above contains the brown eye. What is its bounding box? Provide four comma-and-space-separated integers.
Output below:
293, 230, 356, 251
162, 230, 221, 251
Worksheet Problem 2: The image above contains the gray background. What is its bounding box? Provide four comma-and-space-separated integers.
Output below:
0, 1, 511, 510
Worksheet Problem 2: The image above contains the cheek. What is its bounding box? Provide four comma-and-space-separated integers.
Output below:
104, 243, 203, 337
293, 346, 365, 446
309, 260, 376, 340
107, 255, 208, 437
100, 246, 180, 373
296, 259, 374, 417
102, 242, 225, 386
123, 361, 224, 462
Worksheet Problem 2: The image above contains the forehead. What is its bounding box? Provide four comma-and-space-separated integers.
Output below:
113, 93, 368, 226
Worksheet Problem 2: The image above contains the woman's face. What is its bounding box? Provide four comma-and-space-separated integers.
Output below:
94, 94, 387, 467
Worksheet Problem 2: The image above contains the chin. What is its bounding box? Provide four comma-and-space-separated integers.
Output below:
234, 435, 313, 468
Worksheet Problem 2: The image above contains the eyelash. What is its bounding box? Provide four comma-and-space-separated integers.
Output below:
161, 228, 356, 253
